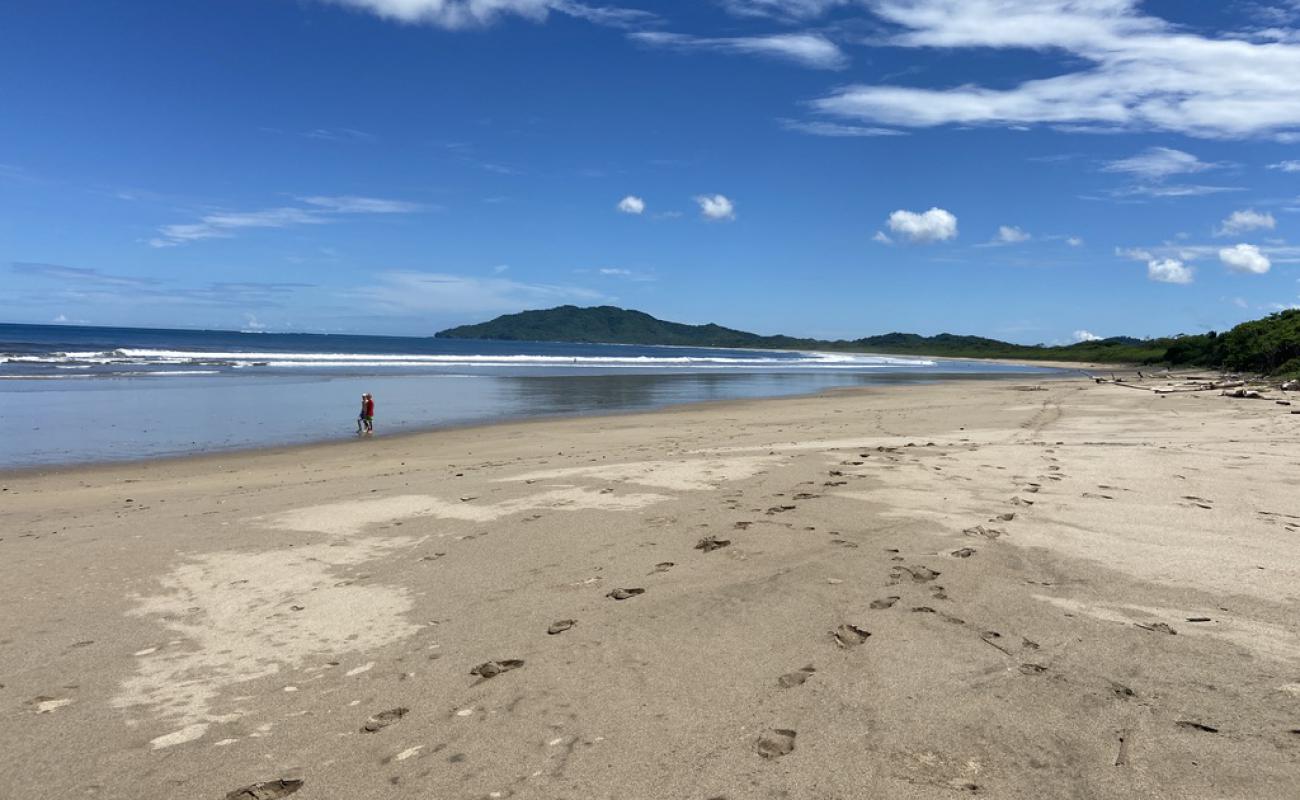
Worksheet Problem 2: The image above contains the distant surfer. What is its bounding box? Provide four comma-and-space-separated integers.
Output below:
357, 393, 375, 436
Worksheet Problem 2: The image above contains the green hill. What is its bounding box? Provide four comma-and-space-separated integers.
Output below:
436, 305, 1300, 374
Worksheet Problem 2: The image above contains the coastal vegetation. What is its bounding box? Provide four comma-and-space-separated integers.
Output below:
437, 306, 1300, 375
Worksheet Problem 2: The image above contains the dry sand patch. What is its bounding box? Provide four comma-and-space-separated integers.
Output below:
113, 535, 420, 745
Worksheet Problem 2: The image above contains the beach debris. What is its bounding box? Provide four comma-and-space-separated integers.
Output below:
606, 587, 645, 600
1176, 721, 1219, 734
755, 729, 797, 759
1114, 733, 1131, 767
694, 536, 730, 552
547, 619, 576, 635
777, 666, 816, 688
1283, 380, 1300, 391
361, 707, 409, 733
225, 778, 304, 800
870, 596, 900, 610
1278, 400, 1292, 406
951, 547, 977, 558
832, 623, 871, 648
1221, 388, 1265, 399
1135, 622, 1177, 635
470, 660, 525, 679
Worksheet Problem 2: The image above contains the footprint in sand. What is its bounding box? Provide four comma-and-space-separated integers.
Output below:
651, 562, 674, 573
870, 596, 900, 610
833, 624, 871, 648
695, 536, 731, 553
224, 778, 304, 800
951, 548, 976, 558
606, 587, 645, 600
1018, 663, 1048, 675
547, 620, 576, 635
777, 666, 816, 688
891, 565, 941, 583
361, 707, 409, 733
755, 729, 797, 759
1135, 622, 1177, 635
963, 525, 1003, 540
470, 660, 525, 678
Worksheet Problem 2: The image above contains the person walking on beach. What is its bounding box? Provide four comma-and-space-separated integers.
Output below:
357, 392, 375, 436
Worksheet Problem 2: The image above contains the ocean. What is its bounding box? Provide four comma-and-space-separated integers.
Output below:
0, 323, 1068, 468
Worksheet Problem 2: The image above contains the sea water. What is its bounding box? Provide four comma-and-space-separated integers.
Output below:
0, 323, 1068, 468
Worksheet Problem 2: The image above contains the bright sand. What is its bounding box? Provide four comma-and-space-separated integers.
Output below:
2, 376, 1298, 798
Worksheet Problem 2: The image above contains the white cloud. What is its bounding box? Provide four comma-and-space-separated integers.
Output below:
1147, 258, 1193, 284
872, 230, 893, 244
1102, 147, 1215, 180
811, 0, 1300, 139
300, 195, 422, 213
150, 196, 421, 247
1220, 243, 1272, 274
721, 0, 851, 20
1232, 296, 1249, 308
997, 225, 1030, 243
617, 195, 646, 214
597, 267, 656, 281
354, 271, 607, 314
320, 0, 652, 29
696, 194, 737, 221
1073, 329, 1101, 342
779, 119, 904, 137
885, 207, 958, 243
1215, 209, 1276, 236
629, 31, 848, 69
1269, 159, 1300, 172
1067, 236, 1084, 246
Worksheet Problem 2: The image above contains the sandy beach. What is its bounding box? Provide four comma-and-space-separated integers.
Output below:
2, 375, 1298, 799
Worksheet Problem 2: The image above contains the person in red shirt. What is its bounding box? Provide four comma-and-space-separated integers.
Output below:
357, 393, 375, 436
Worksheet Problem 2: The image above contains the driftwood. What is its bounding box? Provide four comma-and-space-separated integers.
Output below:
1221, 388, 1266, 399
1282, 380, 1300, 391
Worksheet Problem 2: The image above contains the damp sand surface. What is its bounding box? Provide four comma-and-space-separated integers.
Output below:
2, 377, 1298, 799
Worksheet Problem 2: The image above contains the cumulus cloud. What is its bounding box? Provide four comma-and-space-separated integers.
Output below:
320, 0, 653, 30
1147, 258, 1193, 284
997, 225, 1030, 243
810, 0, 1300, 139
1215, 209, 1276, 236
1073, 329, 1101, 342
1067, 236, 1084, 246
629, 31, 848, 69
1269, 159, 1300, 172
872, 230, 893, 244
696, 194, 737, 221
617, 195, 646, 214
150, 195, 421, 247
885, 207, 958, 243
1219, 243, 1272, 274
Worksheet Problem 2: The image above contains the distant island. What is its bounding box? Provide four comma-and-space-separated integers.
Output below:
437, 305, 1300, 376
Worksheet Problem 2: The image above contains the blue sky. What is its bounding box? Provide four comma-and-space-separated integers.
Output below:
3, 0, 1300, 343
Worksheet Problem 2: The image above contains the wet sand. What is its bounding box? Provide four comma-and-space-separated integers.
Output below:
2, 376, 1298, 799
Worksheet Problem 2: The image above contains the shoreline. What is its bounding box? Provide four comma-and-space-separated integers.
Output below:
0, 368, 1091, 479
